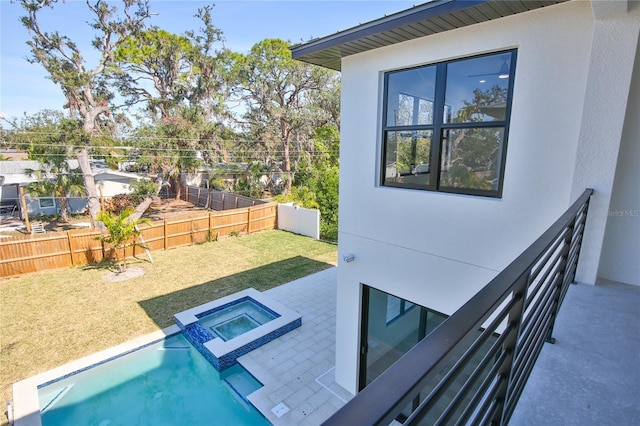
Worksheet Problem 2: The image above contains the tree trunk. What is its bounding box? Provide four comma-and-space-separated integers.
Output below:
119, 246, 127, 272
59, 197, 70, 223
128, 196, 155, 222
170, 176, 181, 200
283, 138, 292, 194
76, 147, 101, 226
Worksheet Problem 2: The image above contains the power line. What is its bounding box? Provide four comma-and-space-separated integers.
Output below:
1, 154, 335, 163
2, 141, 337, 155
1, 130, 338, 145
14, 171, 297, 177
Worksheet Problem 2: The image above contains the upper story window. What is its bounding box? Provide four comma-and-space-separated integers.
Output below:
381, 50, 517, 197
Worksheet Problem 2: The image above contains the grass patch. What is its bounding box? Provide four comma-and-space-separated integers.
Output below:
0, 230, 337, 419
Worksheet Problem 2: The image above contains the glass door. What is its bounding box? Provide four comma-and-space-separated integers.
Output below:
358, 285, 446, 391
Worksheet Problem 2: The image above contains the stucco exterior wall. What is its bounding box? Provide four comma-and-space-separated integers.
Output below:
598, 26, 640, 286
334, 0, 639, 394
96, 177, 135, 198
570, 2, 640, 284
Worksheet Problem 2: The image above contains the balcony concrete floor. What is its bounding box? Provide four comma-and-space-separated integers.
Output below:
510, 280, 640, 425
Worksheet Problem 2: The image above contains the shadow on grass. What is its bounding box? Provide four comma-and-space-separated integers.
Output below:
81, 251, 153, 273
138, 255, 332, 329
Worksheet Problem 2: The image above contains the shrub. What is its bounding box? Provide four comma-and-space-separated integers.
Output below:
96, 208, 151, 272
130, 179, 160, 204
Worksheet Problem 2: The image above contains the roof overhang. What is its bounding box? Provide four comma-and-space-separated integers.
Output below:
93, 169, 143, 180
291, 0, 569, 71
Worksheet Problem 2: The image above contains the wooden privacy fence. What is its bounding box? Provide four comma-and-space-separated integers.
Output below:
0, 202, 277, 278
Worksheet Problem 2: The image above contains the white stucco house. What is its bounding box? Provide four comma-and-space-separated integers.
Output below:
292, 0, 639, 399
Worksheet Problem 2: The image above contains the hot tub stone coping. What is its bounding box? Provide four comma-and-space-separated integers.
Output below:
175, 288, 302, 371
174, 288, 291, 327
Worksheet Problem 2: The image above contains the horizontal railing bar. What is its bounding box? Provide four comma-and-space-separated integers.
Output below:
323, 189, 593, 426
569, 230, 585, 258
521, 264, 563, 332
514, 311, 553, 389
519, 273, 560, 352
434, 330, 513, 424
529, 228, 568, 284
574, 213, 586, 234
564, 258, 578, 287
427, 332, 508, 423
523, 268, 558, 315
328, 278, 526, 425
511, 292, 557, 391
569, 220, 584, 250
405, 296, 520, 419
576, 202, 588, 218
519, 289, 555, 351
510, 354, 545, 417
569, 216, 585, 250
506, 317, 551, 419
565, 251, 579, 281
524, 251, 563, 313
565, 238, 581, 280
479, 385, 503, 426
506, 225, 589, 423
567, 235, 582, 269
408, 340, 487, 419
456, 349, 510, 425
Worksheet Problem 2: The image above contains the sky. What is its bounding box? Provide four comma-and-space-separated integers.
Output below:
0, 0, 417, 123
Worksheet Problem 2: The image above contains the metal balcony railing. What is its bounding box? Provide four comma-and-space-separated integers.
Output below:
324, 188, 593, 426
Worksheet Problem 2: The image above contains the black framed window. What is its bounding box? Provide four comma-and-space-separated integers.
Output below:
382, 50, 517, 197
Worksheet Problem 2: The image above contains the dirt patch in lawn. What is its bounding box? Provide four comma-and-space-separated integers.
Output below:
104, 267, 147, 282
142, 198, 209, 221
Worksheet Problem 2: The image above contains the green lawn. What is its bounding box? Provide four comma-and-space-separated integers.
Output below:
0, 230, 337, 420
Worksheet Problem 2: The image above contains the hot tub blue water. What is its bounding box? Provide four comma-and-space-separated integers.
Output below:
198, 299, 277, 341
37, 334, 270, 426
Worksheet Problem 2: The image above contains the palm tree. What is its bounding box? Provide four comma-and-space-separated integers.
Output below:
25, 164, 86, 223
97, 208, 151, 272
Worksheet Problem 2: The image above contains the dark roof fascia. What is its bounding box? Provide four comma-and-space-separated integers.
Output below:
291, 0, 486, 67
291, 0, 568, 71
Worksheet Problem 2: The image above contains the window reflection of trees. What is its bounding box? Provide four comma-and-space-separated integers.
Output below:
440, 86, 507, 191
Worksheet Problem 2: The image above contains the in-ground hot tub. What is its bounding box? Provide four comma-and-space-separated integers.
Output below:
199, 299, 278, 341
175, 288, 301, 371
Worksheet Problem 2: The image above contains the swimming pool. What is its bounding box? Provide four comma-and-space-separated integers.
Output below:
36, 333, 270, 426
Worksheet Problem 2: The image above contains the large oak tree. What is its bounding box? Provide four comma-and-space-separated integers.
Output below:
113, 6, 232, 197
20, 0, 152, 223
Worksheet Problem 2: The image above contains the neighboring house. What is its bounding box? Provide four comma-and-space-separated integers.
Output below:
0, 160, 42, 214
292, 0, 639, 396
183, 163, 284, 193
0, 159, 144, 217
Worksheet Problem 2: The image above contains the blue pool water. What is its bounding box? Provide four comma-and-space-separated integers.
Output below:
38, 334, 270, 426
